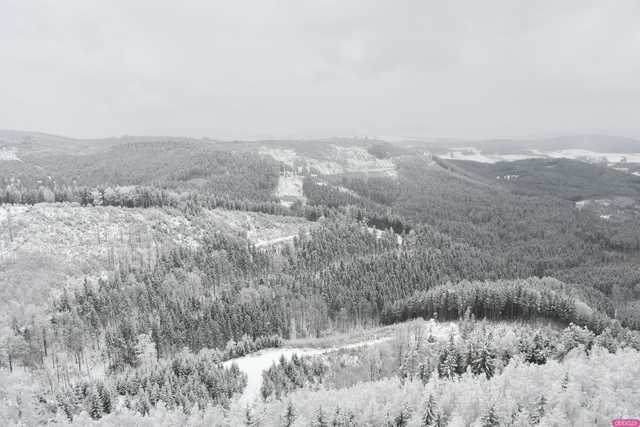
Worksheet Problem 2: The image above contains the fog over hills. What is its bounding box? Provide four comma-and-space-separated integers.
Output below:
2, 128, 639, 155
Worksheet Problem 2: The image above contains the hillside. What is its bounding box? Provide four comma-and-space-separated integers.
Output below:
451, 157, 640, 201
1, 134, 640, 425
0, 203, 313, 324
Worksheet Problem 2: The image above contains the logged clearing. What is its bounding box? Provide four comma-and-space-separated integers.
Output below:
261, 145, 397, 176
0, 147, 21, 161
275, 175, 306, 206
0, 203, 313, 320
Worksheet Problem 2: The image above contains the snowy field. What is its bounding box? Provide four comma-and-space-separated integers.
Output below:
440, 147, 640, 165
0, 204, 313, 316
439, 147, 543, 163
224, 320, 457, 405
275, 175, 306, 207
224, 338, 389, 405
0, 147, 21, 161
261, 145, 397, 176
543, 149, 640, 164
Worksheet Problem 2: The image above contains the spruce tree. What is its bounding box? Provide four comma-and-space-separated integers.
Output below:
88, 387, 103, 420
561, 372, 569, 391
394, 403, 411, 427
530, 395, 546, 425
97, 382, 112, 414
438, 335, 460, 379
476, 340, 496, 379
244, 405, 257, 427
481, 405, 500, 427
422, 394, 440, 427
282, 401, 296, 427
314, 406, 329, 427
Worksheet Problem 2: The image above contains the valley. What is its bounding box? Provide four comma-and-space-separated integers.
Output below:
1, 131, 640, 425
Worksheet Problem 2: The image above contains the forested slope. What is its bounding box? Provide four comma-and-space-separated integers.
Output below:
1, 137, 640, 425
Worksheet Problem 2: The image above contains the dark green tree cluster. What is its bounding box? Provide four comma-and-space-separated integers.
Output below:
381, 278, 595, 329
57, 349, 246, 420
260, 354, 328, 400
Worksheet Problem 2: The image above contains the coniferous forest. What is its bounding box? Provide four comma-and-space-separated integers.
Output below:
2, 135, 640, 426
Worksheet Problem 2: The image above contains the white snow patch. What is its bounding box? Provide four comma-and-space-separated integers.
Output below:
261, 145, 396, 176
0, 148, 21, 162
440, 147, 498, 163
260, 148, 297, 167
544, 149, 640, 164
254, 234, 297, 248
224, 337, 391, 405
205, 210, 312, 248
438, 147, 640, 167
226, 319, 454, 405
440, 148, 544, 163
275, 175, 306, 205
367, 226, 384, 239
334, 146, 397, 176
366, 226, 403, 245
493, 153, 545, 161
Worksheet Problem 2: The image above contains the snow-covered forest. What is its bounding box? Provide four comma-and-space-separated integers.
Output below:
3, 1, 640, 424
2, 133, 640, 426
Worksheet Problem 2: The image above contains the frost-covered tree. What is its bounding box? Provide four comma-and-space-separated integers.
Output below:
529, 395, 546, 425
438, 335, 462, 379
422, 394, 443, 427
481, 405, 500, 427
281, 401, 296, 427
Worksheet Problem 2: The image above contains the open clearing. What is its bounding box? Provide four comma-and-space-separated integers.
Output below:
440, 146, 640, 166
224, 319, 457, 404
275, 175, 306, 206
0, 203, 313, 320
261, 145, 397, 176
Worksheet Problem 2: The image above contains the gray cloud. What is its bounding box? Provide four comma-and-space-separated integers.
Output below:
1, 0, 639, 139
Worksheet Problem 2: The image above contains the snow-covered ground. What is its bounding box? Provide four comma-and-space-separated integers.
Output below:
224, 337, 391, 405
275, 175, 306, 206
253, 234, 297, 248
440, 147, 640, 166
366, 226, 403, 245
440, 147, 547, 163
439, 147, 500, 163
543, 149, 640, 164
334, 146, 396, 176
0, 147, 21, 161
0, 204, 314, 315
224, 319, 456, 405
260, 148, 298, 167
261, 145, 396, 176
204, 209, 312, 247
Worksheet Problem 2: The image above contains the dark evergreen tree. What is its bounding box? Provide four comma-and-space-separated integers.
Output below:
281, 401, 296, 427
481, 405, 500, 427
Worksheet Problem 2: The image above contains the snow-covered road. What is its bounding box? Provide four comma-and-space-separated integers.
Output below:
223, 337, 391, 405
223, 320, 456, 405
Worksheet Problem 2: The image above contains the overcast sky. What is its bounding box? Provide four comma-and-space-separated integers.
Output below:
1, 0, 639, 140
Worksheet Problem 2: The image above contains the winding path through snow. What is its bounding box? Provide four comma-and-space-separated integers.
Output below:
253, 234, 297, 248
224, 320, 456, 405
223, 337, 391, 405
